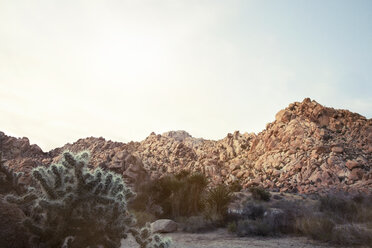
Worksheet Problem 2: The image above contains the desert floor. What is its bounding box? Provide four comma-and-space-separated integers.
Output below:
121, 228, 341, 248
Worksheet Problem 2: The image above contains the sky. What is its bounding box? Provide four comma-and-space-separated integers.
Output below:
0, 0, 371, 151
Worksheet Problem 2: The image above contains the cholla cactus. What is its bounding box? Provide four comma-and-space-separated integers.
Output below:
0, 152, 25, 195
7, 151, 171, 248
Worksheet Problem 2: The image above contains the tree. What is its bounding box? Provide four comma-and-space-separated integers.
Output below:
7, 151, 171, 248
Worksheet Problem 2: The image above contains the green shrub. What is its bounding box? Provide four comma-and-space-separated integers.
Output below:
6, 151, 170, 248
227, 222, 237, 233
249, 186, 271, 201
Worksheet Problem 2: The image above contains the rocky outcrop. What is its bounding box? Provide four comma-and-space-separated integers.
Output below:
131, 98, 371, 193
0, 135, 148, 188
0, 98, 371, 194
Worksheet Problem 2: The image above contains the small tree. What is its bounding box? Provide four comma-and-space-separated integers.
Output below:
7, 151, 171, 248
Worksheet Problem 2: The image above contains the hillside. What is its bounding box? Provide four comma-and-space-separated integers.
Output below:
1, 98, 371, 193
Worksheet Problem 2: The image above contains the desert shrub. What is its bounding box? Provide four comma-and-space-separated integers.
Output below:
227, 201, 266, 222
263, 208, 293, 234
131, 171, 208, 219
236, 219, 272, 237
295, 215, 335, 241
272, 194, 283, 200
241, 202, 266, 220
6, 151, 170, 248
174, 170, 190, 180
225, 201, 266, 230
227, 221, 237, 233
186, 173, 209, 214
331, 224, 372, 246
269, 199, 311, 234
132, 210, 156, 227
352, 193, 366, 204
249, 186, 271, 201
181, 215, 215, 233
229, 200, 297, 237
319, 193, 358, 222
204, 184, 233, 223
229, 180, 242, 192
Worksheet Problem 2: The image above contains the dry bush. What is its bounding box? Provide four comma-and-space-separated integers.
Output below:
319, 193, 358, 222
229, 180, 242, 192
331, 224, 372, 246
227, 221, 237, 233
180, 216, 216, 233
132, 210, 156, 227
131, 172, 209, 219
229, 191, 372, 245
236, 219, 272, 237
295, 215, 335, 242
228, 200, 297, 236
249, 186, 271, 201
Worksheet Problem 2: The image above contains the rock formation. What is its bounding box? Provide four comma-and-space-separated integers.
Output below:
1, 98, 371, 193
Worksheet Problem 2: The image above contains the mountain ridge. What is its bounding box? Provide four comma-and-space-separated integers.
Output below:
1, 98, 371, 193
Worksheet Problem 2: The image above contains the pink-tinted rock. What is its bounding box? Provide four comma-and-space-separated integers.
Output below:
345, 160, 359, 170
331, 146, 344, 153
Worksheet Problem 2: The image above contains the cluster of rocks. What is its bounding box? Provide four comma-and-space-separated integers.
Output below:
1, 98, 371, 193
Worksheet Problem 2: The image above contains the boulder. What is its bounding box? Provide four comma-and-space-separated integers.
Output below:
346, 160, 359, 170
331, 146, 344, 153
151, 219, 178, 233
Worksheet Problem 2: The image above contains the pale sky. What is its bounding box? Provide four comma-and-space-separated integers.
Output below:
1, 0, 371, 151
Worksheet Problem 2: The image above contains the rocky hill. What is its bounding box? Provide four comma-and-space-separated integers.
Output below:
1, 98, 371, 193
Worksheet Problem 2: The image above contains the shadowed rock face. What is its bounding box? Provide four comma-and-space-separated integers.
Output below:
0, 198, 30, 248
1, 98, 371, 193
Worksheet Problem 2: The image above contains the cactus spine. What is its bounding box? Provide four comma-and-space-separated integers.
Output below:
0, 152, 26, 195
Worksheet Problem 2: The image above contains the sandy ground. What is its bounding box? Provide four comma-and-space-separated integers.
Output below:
121, 228, 339, 248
